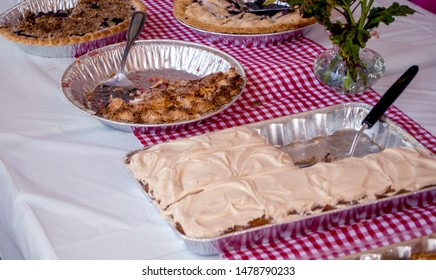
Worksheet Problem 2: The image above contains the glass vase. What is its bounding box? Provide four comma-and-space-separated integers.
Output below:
313, 46, 386, 95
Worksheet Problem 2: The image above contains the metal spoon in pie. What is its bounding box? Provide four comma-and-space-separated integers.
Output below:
102, 11, 147, 90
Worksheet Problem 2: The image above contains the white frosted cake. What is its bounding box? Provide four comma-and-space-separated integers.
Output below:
125, 127, 436, 238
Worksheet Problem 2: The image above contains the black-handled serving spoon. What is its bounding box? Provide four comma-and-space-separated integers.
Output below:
348, 65, 419, 157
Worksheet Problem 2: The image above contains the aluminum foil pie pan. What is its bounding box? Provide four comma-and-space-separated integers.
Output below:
0, 0, 130, 57
177, 19, 315, 47
341, 233, 436, 260
61, 39, 246, 132
124, 102, 435, 255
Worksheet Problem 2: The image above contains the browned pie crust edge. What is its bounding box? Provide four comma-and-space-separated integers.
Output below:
0, 0, 147, 46
173, 0, 316, 35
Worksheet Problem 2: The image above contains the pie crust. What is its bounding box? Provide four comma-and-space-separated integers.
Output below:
173, 0, 316, 35
0, 0, 147, 46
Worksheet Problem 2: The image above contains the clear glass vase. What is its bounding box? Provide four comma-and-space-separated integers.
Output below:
313, 46, 386, 95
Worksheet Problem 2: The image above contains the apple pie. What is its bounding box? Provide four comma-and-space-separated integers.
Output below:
173, 0, 316, 34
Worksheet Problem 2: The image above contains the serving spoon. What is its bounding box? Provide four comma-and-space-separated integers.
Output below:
348, 65, 419, 157
102, 11, 147, 89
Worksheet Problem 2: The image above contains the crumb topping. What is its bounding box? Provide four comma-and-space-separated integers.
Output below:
88, 68, 244, 124
10, 0, 135, 39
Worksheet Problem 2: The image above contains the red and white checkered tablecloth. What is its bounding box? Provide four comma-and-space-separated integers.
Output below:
135, 1, 436, 259
222, 202, 436, 260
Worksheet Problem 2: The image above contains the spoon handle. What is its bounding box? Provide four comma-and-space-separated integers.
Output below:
119, 11, 147, 74
362, 65, 419, 129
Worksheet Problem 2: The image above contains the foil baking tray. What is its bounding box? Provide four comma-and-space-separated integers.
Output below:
177, 19, 314, 47
124, 102, 436, 255
61, 39, 246, 132
340, 233, 436, 260
0, 0, 129, 57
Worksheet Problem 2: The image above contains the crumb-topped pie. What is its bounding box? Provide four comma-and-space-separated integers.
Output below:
0, 0, 147, 46
173, 0, 316, 34
88, 67, 245, 124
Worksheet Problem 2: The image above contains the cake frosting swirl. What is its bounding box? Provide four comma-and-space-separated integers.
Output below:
125, 127, 436, 239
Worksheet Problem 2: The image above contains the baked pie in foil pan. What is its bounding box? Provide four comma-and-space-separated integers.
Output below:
0, 0, 146, 57
61, 39, 246, 132
173, 0, 316, 46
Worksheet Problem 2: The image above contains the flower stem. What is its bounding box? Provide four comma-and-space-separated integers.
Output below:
359, 0, 374, 29
340, 0, 357, 26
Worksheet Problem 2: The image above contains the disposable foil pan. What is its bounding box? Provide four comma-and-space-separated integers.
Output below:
0, 0, 128, 57
124, 102, 435, 255
177, 19, 314, 47
341, 233, 436, 260
61, 39, 246, 132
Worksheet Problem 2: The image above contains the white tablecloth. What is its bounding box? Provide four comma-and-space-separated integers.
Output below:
0, 0, 435, 259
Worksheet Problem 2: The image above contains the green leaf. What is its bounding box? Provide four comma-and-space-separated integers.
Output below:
364, 3, 415, 30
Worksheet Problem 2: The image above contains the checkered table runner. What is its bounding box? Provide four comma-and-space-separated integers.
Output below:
135, 1, 436, 259
222, 202, 436, 260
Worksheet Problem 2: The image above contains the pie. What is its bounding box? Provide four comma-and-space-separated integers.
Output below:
173, 0, 316, 34
0, 0, 147, 46
89, 67, 245, 124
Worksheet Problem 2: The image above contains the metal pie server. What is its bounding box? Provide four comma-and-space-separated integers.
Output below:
236, 0, 290, 14
348, 65, 420, 157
